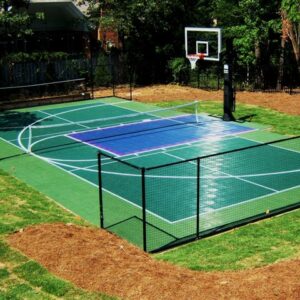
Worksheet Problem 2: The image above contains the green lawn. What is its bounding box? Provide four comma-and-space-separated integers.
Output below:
0, 98, 299, 298
0, 169, 116, 300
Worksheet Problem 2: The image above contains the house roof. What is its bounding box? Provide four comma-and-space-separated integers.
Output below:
29, 0, 89, 32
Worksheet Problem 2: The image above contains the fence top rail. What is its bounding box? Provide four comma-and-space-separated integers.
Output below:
98, 135, 300, 171
145, 135, 300, 170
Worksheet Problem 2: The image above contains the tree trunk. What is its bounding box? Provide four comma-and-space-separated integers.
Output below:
281, 10, 300, 67
277, 35, 286, 90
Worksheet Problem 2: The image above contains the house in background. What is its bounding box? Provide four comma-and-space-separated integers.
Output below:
1, 0, 94, 58
98, 8, 122, 52
0, 0, 99, 103
0, 0, 100, 87
27, 0, 91, 56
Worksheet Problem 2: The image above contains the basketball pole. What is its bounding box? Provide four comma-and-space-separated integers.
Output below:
223, 39, 236, 121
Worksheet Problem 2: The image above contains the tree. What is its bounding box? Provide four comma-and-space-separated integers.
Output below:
281, 0, 300, 66
213, 0, 282, 88
0, 0, 44, 60
81, 0, 213, 83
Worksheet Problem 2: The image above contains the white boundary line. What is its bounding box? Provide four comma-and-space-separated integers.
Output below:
241, 135, 300, 155
39, 110, 90, 129
165, 152, 278, 192
170, 184, 300, 224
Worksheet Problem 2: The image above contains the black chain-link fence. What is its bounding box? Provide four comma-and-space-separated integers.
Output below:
98, 136, 300, 252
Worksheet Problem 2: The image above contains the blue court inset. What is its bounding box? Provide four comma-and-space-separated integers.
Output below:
68, 115, 254, 156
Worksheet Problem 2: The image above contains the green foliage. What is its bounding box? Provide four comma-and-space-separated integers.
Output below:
83, 0, 213, 82
0, 0, 44, 39
168, 57, 190, 84
0, 268, 10, 280
281, 0, 300, 22
0, 51, 68, 64
94, 53, 112, 86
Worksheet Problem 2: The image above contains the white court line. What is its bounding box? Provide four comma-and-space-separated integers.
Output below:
39, 110, 90, 129
17, 100, 131, 152
1, 136, 174, 224
170, 184, 300, 224
165, 152, 278, 192
241, 135, 300, 155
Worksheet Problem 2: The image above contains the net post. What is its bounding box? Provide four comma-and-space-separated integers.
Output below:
98, 152, 104, 228
196, 157, 200, 239
141, 167, 147, 252
112, 63, 116, 97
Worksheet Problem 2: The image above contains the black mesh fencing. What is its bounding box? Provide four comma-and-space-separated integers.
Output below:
187, 60, 299, 93
98, 136, 300, 252
90, 53, 133, 101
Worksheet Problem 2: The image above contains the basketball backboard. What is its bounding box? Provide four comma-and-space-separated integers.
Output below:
185, 27, 222, 69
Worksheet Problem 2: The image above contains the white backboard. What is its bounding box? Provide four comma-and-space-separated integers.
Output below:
185, 27, 222, 68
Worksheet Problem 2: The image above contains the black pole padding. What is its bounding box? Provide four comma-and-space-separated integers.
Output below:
223, 39, 236, 121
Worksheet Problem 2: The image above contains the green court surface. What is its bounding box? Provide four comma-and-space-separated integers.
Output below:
1, 97, 299, 252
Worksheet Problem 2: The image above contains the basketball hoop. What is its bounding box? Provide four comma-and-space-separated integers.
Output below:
187, 53, 206, 70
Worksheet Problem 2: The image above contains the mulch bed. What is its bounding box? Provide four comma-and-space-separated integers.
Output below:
8, 223, 300, 300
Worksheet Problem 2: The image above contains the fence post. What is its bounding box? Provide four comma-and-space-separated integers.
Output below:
97, 152, 104, 228
111, 63, 116, 97
89, 56, 94, 99
129, 66, 133, 101
141, 168, 147, 252
196, 158, 200, 239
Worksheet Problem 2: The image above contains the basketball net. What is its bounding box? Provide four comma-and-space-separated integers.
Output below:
187, 53, 205, 69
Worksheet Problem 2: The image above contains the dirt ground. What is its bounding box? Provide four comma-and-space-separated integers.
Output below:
8, 223, 300, 300
94, 84, 300, 115
7, 86, 300, 299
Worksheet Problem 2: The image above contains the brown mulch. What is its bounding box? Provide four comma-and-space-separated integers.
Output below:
95, 84, 300, 115
8, 223, 300, 300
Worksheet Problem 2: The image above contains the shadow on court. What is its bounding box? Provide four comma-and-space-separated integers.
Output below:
0, 110, 40, 131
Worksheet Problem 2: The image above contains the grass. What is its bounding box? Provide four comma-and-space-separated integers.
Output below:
156, 100, 300, 136
0, 97, 299, 297
0, 169, 116, 300
156, 210, 300, 271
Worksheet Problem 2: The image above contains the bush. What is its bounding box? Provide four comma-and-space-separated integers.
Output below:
168, 57, 190, 84
94, 53, 112, 87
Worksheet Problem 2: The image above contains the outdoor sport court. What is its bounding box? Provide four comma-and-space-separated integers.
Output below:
0, 97, 300, 251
